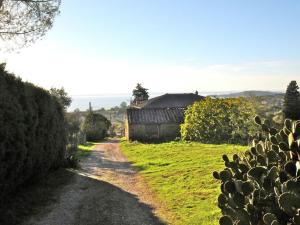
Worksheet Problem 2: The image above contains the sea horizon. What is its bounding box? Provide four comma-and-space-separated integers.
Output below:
69, 90, 284, 111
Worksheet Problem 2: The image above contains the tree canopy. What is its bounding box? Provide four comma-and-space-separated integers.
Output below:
82, 111, 111, 141
0, 0, 61, 50
49, 87, 72, 111
132, 83, 149, 103
283, 80, 300, 120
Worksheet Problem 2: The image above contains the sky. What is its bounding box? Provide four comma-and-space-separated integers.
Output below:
1, 0, 300, 96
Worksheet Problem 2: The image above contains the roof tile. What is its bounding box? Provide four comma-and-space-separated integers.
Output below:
127, 108, 185, 124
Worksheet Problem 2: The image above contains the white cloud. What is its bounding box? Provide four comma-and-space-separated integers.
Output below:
1, 46, 300, 95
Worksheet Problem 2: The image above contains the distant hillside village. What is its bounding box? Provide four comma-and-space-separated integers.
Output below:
68, 87, 285, 143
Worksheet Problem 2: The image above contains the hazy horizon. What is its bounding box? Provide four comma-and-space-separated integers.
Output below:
1, 1, 300, 95
69, 89, 285, 111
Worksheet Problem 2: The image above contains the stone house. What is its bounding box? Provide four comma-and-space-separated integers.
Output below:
125, 93, 203, 142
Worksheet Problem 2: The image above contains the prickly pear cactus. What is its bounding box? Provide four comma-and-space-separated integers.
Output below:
213, 116, 300, 225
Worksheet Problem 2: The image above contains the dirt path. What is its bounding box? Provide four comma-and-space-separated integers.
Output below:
23, 140, 166, 225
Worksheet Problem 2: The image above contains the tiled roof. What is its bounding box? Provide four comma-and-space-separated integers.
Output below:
140, 93, 204, 109
126, 108, 185, 124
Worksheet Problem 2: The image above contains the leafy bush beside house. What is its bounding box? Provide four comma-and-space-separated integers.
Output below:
181, 97, 258, 145
0, 64, 66, 200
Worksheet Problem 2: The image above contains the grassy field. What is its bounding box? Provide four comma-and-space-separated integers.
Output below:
120, 141, 246, 225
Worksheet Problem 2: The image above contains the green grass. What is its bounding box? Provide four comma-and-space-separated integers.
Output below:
120, 141, 246, 225
76, 142, 98, 158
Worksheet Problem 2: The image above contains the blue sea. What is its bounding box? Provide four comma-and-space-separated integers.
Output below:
69, 95, 132, 111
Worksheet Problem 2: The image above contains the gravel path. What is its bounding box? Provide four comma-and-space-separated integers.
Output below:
23, 140, 165, 225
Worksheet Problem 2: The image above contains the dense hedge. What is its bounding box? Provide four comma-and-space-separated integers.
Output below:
0, 64, 66, 200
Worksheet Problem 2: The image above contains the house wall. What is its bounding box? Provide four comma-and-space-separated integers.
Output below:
126, 122, 181, 142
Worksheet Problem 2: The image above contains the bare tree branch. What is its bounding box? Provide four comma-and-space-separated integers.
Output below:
0, 0, 61, 51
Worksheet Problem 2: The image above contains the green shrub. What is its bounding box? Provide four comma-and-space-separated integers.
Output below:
82, 111, 111, 141
283, 80, 300, 120
64, 145, 80, 168
0, 64, 66, 200
213, 116, 300, 225
181, 97, 258, 145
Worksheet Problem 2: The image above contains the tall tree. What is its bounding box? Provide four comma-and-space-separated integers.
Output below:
132, 83, 149, 104
0, 0, 61, 50
50, 87, 72, 111
283, 81, 300, 120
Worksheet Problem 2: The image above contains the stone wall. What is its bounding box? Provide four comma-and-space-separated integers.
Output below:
126, 121, 180, 142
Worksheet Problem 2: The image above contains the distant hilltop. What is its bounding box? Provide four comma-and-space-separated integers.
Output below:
211, 90, 284, 98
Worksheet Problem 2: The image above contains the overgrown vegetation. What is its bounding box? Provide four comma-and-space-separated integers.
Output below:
181, 97, 258, 145
120, 141, 245, 225
213, 116, 300, 225
0, 64, 66, 200
252, 94, 284, 129
64, 107, 110, 167
82, 111, 111, 141
50, 87, 72, 111
94, 102, 127, 136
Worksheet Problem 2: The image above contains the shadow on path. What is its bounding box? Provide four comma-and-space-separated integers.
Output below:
13, 169, 166, 225
2, 141, 166, 225
0, 168, 75, 225
72, 170, 165, 225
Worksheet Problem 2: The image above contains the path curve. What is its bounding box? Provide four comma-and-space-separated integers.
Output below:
23, 140, 166, 225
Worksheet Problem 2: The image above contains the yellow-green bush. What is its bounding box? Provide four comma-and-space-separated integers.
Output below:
181, 97, 258, 145
0, 64, 66, 200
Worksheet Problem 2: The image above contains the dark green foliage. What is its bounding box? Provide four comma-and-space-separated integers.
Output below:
213, 116, 300, 225
64, 109, 86, 168
283, 81, 300, 120
0, 64, 66, 200
66, 109, 82, 135
64, 146, 80, 168
82, 111, 111, 141
50, 87, 72, 110
132, 83, 149, 103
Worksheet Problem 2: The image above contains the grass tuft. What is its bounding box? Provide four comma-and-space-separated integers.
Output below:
76, 142, 98, 159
